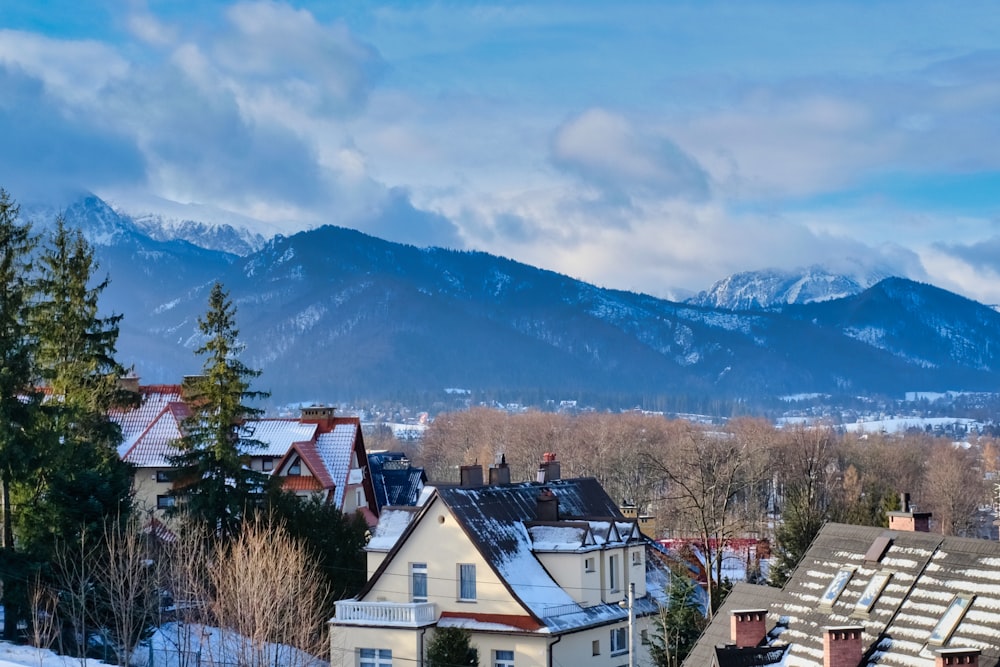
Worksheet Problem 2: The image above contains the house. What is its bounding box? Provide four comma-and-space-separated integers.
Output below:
272, 405, 379, 526
684, 496, 1000, 666
330, 455, 671, 667
367, 451, 427, 510
112, 385, 377, 525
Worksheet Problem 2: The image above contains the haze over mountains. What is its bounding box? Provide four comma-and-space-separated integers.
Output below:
23, 194, 1000, 410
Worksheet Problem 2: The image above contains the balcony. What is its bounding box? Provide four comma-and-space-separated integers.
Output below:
334, 600, 437, 627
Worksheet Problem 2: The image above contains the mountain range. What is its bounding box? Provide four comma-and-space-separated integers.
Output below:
22, 194, 1000, 410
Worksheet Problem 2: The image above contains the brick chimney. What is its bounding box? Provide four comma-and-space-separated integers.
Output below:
730, 609, 767, 648
536, 488, 559, 521
936, 648, 980, 666
299, 405, 337, 432
888, 492, 931, 532
537, 452, 561, 482
460, 464, 484, 488
489, 453, 511, 485
118, 375, 140, 393
823, 626, 863, 667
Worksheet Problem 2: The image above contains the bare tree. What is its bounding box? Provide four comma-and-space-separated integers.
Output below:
921, 442, 989, 536
52, 532, 99, 665
95, 517, 162, 666
28, 573, 60, 663
209, 517, 329, 667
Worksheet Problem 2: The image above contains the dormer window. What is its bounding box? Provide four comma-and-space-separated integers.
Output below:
288, 460, 301, 476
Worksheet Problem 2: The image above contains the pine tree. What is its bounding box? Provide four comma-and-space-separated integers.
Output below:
168, 282, 270, 541
0, 189, 44, 639
18, 217, 138, 554
426, 627, 478, 667
649, 569, 708, 667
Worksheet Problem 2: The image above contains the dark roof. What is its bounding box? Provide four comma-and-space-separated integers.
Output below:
368, 452, 426, 509
683, 583, 789, 667
685, 522, 1000, 667
714, 645, 789, 667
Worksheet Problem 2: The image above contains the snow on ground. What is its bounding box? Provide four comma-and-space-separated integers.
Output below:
844, 416, 984, 434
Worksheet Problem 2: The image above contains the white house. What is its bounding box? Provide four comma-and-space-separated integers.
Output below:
330, 456, 671, 667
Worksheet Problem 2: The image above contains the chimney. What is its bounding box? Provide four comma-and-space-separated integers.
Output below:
730, 610, 767, 648
536, 488, 559, 521
460, 464, 484, 488
936, 648, 980, 667
118, 376, 140, 393
537, 452, 561, 482
299, 405, 337, 432
489, 453, 511, 485
823, 626, 863, 667
888, 491, 931, 532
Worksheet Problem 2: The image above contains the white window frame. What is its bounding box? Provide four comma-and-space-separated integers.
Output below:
359, 648, 392, 667
493, 649, 514, 667
411, 563, 427, 602
458, 563, 477, 601
610, 627, 628, 656
609, 555, 620, 592
584, 557, 595, 572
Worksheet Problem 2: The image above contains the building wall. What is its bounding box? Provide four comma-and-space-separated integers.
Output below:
132, 466, 173, 518
330, 625, 422, 667
363, 497, 523, 615
536, 551, 603, 607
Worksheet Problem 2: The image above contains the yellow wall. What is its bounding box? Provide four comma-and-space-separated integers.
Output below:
132, 466, 174, 520
362, 497, 523, 615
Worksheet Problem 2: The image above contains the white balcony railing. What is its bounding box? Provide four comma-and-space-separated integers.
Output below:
334, 600, 437, 627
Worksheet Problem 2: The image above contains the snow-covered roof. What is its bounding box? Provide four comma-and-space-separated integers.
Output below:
367, 507, 420, 551
685, 522, 1000, 666
315, 422, 358, 508
246, 419, 318, 457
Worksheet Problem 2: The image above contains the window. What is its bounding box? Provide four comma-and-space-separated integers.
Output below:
855, 571, 892, 615
584, 557, 595, 572
493, 650, 514, 667
640, 629, 649, 645
356, 488, 365, 507
591, 640, 600, 656
288, 460, 301, 476
156, 495, 175, 509
819, 568, 853, 608
262, 458, 273, 472
929, 595, 974, 645
610, 627, 628, 656
359, 648, 391, 667
631, 550, 642, 566
156, 470, 171, 483
459, 563, 476, 601
609, 555, 620, 592
411, 563, 427, 602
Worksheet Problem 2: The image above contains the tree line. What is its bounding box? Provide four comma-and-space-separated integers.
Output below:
418, 407, 992, 597
0, 189, 366, 664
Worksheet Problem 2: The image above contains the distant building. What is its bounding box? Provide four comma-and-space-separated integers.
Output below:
367, 451, 426, 510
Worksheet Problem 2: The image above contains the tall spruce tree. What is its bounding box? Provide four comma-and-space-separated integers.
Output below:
19, 217, 138, 554
168, 282, 270, 541
0, 189, 44, 639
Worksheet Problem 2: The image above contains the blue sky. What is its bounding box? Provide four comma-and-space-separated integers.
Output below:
3, 1, 1000, 303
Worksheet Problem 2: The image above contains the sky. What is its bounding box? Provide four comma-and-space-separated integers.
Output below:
3, 1, 1000, 303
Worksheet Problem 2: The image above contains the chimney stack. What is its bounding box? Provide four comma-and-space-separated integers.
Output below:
537, 452, 561, 482
489, 453, 511, 485
888, 491, 931, 532
823, 626, 863, 667
536, 488, 559, 521
730, 610, 767, 648
299, 405, 337, 432
118, 375, 140, 393
936, 648, 980, 666
460, 464, 484, 488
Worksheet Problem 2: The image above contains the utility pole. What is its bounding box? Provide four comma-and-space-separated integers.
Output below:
620, 582, 635, 667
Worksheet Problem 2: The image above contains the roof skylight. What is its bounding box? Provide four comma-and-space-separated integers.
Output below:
929, 595, 974, 645
854, 571, 891, 615
819, 568, 854, 608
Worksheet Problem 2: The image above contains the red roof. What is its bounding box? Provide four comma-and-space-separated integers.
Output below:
438, 611, 544, 632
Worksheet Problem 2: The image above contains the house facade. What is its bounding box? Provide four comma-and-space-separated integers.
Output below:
331, 457, 670, 667
112, 384, 377, 525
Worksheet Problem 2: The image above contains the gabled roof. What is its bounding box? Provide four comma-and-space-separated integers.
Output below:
685, 522, 1000, 667
358, 477, 667, 635
368, 452, 426, 509
111, 385, 183, 459
116, 400, 188, 467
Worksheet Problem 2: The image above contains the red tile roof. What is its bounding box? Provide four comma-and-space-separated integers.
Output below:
438, 612, 544, 632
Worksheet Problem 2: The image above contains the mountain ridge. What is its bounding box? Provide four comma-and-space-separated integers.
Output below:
27, 193, 1000, 408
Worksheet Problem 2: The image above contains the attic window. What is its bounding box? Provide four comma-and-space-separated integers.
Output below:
929, 595, 975, 646
854, 571, 892, 615
863, 534, 893, 563
818, 568, 854, 608
288, 460, 301, 476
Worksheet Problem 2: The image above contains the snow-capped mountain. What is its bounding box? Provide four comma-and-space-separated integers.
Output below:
19, 193, 1000, 408
688, 265, 893, 311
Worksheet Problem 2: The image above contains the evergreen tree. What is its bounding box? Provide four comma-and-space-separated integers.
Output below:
426, 627, 478, 667
0, 189, 44, 639
168, 282, 270, 541
17, 217, 138, 555
649, 568, 708, 667
768, 487, 826, 588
